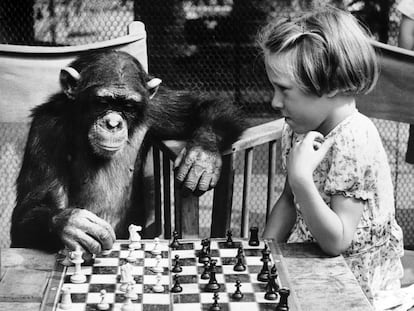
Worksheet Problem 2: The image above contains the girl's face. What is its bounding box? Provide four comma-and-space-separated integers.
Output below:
265, 53, 335, 135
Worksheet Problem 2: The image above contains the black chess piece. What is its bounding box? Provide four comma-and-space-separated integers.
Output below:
198, 238, 211, 263
205, 259, 220, 292
171, 254, 183, 273
264, 274, 278, 300
169, 231, 180, 249
210, 292, 221, 311
231, 280, 244, 300
201, 260, 210, 280
248, 226, 260, 246
170, 274, 183, 293
233, 248, 246, 272
225, 229, 234, 247
270, 264, 280, 292
276, 288, 290, 311
257, 245, 271, 282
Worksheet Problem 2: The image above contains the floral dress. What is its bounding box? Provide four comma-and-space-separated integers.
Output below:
281, 110, 404, 302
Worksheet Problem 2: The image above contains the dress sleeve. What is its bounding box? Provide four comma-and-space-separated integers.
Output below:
323, 132, 376, 201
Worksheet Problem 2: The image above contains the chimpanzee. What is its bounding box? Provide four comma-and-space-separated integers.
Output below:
10, 50, 245, 254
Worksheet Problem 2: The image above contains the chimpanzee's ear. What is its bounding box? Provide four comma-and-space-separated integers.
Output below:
147, 77, 162, 99
60, 67, 81, 100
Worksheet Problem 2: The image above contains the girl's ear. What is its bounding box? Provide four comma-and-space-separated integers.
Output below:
60, 67, 81, 100
147, 78, 162, 99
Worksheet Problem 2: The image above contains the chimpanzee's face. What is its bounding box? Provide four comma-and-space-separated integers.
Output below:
60, 51, 161, 159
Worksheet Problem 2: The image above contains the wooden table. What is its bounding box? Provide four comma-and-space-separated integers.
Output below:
0, 243, 374, 311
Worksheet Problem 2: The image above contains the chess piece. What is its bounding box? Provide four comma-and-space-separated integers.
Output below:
59, 287, 72, 310
121, 284, 136, 311
210, 292, 221, 311
200, 260, 210, 280
152, 272, 164, 293
126, 248, 137, 263
248, 226, 260, 246
225, 229, 234, 247
70, 246, 87, 283
276, 288, 290, 311
128, 224, 142, 250
171, 254, 183, 273
257, 245, 271, 282
152, 237, 161, 255
97, 289, 110, 310
233, 246, 246, 272
231, 280, 244, 300
101, 249, 112, 256
120, 263, 134, 292
153, 254, 163, 273
171, 274, 183, 293
270, 264, 280, 292
205, 259, 220, 292
169, 230, 180, 249
264, 274, 278, 300
60, 248, 73, 266
198, 238, 211, 263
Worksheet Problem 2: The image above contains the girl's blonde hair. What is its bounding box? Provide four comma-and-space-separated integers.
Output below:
258, 6, 378, 97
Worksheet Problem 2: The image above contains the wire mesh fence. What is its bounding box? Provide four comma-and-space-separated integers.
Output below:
0, 0, 413, 248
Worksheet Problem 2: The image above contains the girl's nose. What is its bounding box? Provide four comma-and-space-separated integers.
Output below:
271, 94, 283, 111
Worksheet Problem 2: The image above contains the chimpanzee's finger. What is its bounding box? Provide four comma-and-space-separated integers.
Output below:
209, 158, 222, 188
76, 230, 105, 254
183, 164, 205, 191
86, 212, 116, 243
176, 151, 197, 183
197, 172, 211, 192
174, 147, 187, 169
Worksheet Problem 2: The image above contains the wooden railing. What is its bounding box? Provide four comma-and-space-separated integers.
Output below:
152, 118, 285, 239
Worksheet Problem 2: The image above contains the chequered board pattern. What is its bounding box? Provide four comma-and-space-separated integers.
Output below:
52, 239, 286, 311
170, 240, 281, 311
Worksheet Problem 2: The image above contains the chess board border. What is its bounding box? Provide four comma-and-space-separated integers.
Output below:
39, 239, 302, 311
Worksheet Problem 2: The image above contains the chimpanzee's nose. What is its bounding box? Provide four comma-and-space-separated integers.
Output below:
103, 112, 123, 130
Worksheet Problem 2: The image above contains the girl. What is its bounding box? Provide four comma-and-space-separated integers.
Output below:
261, 6, 404, 305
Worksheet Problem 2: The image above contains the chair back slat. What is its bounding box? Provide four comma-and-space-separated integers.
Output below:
241, 148, 254, 238
266, 140, 278, 222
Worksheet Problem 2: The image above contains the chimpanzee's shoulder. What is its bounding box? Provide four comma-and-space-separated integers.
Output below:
30, 93, 73, 122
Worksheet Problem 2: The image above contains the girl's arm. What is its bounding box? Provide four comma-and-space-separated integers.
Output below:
287, 131, 364, 256
263, 178, 297, 242
290, 176, 364, 256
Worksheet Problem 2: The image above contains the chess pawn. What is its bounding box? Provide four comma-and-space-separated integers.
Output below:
232, 280, 244, 300
169, 230, 180, 249
210, 292, 221, 311
59, 287, 72, 310
97, 289, 110, 310
225, 229, 234, 247
126, 249, 137, 263
276, 288, 290, 311
152, 237, 161, 255
152, 272, 164, 293
70, 246, 86, 284
200, 261, 210, 280
60, 248, 73, 266
171, 254, 183, 273
127, 281, 138, 300
170, 274, 183, 293
153, 254, 164, 273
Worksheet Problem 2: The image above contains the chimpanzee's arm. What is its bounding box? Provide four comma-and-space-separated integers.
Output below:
147, 89, 246, 192
147, 89, 246, 152
11, 99, 71, 251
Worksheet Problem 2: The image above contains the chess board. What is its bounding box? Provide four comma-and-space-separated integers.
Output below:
42, 238, 299, 311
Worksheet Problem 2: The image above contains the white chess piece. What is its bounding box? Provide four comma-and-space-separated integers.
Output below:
152, 272, 164, 293
60, 248, 73, 266
59, 287, 72, 310
128, 224, 142, 250
120, 263, 134, 292
126, 248, 137, 263
70, 246, 86, 283
97, 289, 110, 310
153, 254, 163, 273
151, 237, 161, 255
121, 283, 137, 311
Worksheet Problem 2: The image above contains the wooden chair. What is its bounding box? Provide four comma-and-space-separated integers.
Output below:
0, 21, 147, 248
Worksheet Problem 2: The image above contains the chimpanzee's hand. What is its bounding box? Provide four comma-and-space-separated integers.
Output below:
51, 208, 116, 254
174, 146, 222, 195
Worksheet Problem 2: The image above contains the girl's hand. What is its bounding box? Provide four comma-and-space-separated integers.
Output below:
287, 131, 333, 186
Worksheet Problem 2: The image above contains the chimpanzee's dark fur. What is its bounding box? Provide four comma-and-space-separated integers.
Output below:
10, 50, 245, 251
